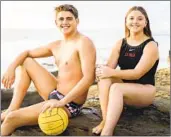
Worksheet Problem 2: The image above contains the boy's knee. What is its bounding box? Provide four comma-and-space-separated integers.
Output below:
23, 57, 34, 66
4, 111, 18, 123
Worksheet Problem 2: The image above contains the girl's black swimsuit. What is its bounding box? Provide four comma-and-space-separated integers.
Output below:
118, 38, 159, 85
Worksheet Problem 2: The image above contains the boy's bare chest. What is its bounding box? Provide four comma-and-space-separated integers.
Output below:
54, 46, 80, 67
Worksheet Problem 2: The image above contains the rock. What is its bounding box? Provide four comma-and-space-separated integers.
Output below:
10, 105, 170, 136
1, 68, 170, 136
154, 68, 170, 114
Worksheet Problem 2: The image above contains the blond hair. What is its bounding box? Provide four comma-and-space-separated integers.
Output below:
55, 4, 78, 19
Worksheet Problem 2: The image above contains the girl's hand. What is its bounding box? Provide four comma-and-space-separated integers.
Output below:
96, 65, 114, 79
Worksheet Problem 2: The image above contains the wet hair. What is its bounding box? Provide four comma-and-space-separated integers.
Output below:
55, 4, 78, 19
125, 6, 152, 38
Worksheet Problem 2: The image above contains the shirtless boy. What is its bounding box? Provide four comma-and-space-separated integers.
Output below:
1, 4, 96, 136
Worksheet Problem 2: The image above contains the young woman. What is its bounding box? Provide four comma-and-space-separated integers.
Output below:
92, 6, 159, 136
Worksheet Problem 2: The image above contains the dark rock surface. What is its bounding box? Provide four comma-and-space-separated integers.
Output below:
1, 88, 170, 136
8, 105, 170, 136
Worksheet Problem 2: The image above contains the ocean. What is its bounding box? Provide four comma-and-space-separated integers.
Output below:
1, 28, 170, 79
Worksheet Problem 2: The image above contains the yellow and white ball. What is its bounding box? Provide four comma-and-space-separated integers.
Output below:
38, 107, 69, 135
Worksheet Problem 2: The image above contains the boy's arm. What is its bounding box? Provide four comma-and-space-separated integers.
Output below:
8, 41, 60, 70
2, 40, 60, 88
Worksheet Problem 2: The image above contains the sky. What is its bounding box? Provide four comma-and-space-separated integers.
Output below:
1, 1, 170, 34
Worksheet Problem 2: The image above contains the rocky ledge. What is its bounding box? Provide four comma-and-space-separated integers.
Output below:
1, 68, 170, 136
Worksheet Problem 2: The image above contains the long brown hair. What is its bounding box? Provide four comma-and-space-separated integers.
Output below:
125, 6, 152, 38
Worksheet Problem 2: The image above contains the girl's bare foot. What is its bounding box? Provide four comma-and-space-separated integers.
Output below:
101, 129, 113, 136
92, 120, 105, 135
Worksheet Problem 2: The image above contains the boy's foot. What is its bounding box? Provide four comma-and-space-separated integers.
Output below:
1, 109, 11, 122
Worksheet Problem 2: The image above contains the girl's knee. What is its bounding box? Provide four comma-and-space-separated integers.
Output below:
98, 78, 112, 85
109, 83, 123, 95
98, 79, 112, 92
110, 83, 121, 91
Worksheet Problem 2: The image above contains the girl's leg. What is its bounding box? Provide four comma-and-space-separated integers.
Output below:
92, 78, 122, 134
1, 57, 57, 121
101, 83, 156, 136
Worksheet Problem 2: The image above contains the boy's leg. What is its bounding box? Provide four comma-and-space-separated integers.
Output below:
1, 101, 71, 136
1, 57, 57, 121
1, 102, 45, 136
